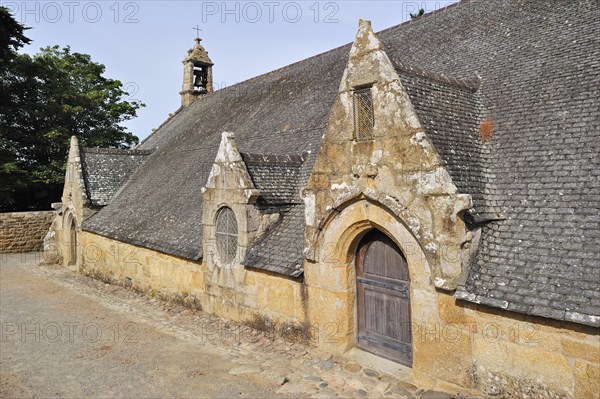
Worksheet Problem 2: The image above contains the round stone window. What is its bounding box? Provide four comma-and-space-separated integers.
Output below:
215, 207, 238, 264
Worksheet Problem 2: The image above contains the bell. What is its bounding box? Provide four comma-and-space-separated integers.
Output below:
193, 74, 204, 88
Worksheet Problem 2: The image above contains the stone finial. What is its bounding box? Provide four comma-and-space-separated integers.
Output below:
350, 18, 383, 58
204, 132, 258, 198
340, 18, 390, 91
215, 132, 242, 163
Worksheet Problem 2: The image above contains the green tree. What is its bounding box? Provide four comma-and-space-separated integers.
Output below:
0, 6, 30, 61
410, 8, 425, 19
0, 8, 143, 211
0, 6, 31, 209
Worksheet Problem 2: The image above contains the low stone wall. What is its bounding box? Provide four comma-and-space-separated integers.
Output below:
78, 231, 307, 338
433, 294, 600, 398
0, 211, 55, 253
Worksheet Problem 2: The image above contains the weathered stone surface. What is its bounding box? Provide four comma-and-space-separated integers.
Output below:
574, 361, 600, 399
78, 232, 307, 342
345, 364, 362, 373
420, 391, 453, 399
321, 361, 334, 370
229, 365, 262, 375
413, 320, 473, 389
0, 211, 54, 254
437, 293, 472, 325
561, 337, 600, 363
363, 369, 379, 378
473, 338, 573, 398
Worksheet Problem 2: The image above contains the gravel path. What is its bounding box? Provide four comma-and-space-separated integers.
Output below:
1, 253, 290, 398
0, 253, 465, 399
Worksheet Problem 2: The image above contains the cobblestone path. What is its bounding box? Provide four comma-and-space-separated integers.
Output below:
0, 253, 468, 398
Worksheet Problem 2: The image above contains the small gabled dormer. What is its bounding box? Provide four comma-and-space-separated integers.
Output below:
180, 37, 213, 107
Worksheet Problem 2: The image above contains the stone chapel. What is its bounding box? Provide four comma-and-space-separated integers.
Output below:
47, 1, 599, 397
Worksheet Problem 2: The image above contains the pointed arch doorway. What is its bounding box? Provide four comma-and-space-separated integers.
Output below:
67, 215, 77, 266
356, 229, 412, 366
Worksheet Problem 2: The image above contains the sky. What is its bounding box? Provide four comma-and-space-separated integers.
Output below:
5, 0, 455, 141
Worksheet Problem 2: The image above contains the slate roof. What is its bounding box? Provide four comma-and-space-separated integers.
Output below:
239, 152, 310, 276
82, 0, 600, 326
241, 152, 308, 205
379, 0, 600, 327
242, 204, 306, 277
79, 148, 152, 206
82, 47, 340, 258
396, 65, 497, 223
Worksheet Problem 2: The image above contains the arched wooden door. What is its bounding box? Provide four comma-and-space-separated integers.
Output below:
356, 230, 412, 366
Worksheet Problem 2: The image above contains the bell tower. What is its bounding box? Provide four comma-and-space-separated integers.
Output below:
180, 37, 213, 107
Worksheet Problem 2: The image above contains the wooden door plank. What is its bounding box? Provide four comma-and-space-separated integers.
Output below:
356, 230, 412, 366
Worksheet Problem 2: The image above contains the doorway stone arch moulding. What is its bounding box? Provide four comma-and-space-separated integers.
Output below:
304, 185, 473, 290
305, 189, 426, 260
305, 194, 433, 292
305, 190, 436, 288
303, 196, 449, 377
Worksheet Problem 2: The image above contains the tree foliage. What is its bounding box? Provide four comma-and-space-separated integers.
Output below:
0, 6, 30, 61
0, 7, 143, 211
410, 8, 425, 19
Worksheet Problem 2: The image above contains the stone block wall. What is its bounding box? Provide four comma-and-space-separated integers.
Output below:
0, 211, 55, 253
456, 299, 600, 399
78, 232, 306, 336
78, 230, 600, 398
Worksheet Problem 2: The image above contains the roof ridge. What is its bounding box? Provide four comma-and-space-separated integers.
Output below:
210, 1, 474, 98
81, 147, 154, 156
213, 43, 352, 97
147, 1, 474, 140
377, 0, 474, 36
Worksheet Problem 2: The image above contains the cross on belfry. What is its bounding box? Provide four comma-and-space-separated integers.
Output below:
193, 25, 202, 39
